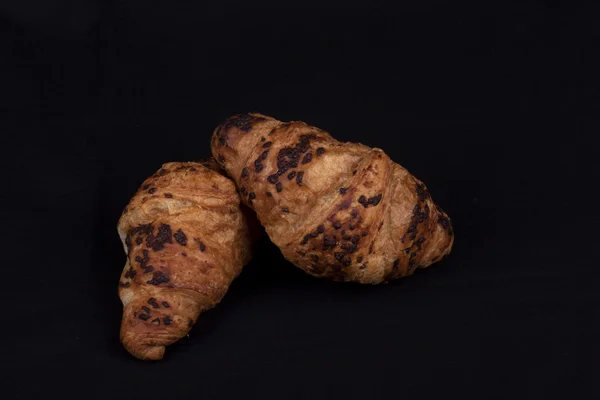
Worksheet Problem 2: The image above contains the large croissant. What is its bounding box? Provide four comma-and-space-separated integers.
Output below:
211, 113, 453, 284
117, 160, 255, 360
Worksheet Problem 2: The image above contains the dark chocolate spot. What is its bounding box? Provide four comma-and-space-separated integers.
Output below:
362, 231, 368, 236
174, 229, 187, 246
357, 256, 364, 263
139, 313, 150, 321
296, 171, 304, 185
135, 236, 143, 245
241, 168, 249, 179
287, 171, 297, 180
276, 182, 283, 192
261, 150, 269, 160
402, 204, 429, 242
254, 159, 264, 173
351, 209, 359, 218
263, 141, 272, 148
134, 249, 153, 272
218, 155, 225, 164
163, 316, 172, 325
417, 205, 429, 223
240, 124, 252, 132
240, 186, 248, 195
148, 188, 156, 194
301, 153, 312, 164
316, 147, 325, 156
323, 235, 338, 248
339, 187, 348, 194
141, 306, 151, 314
147, 271, 169, 285
249, 192, 256, 200
267, 174, 279, 184
276, 135, 315, 175
194, 238, 206, 252
368, 194, 383, 207
164, 193, 173, 198
358, 195, 367, 207
277, 147, 302, 173
124, 267, 136, 279
333, 222, 342, 229
266, 192, 272, 197
162, 301, 170, 308
342, 255, 352, 266
148, 298, 160, 309
146, 224, 173, 252
159, 169, 167, 176
119, 281, 130, 288
282, 208, 289, 213
142, 184, 151, 190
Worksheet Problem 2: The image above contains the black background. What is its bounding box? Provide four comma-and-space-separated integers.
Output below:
2, 1, 599, 399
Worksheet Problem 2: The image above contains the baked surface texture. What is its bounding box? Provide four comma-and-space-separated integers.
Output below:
117, 160, 254, 360
211, 113, 454, 284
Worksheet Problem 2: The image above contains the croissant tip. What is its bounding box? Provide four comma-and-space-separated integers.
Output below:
133, 345, 166, 361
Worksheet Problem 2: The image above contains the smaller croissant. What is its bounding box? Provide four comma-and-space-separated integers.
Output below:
117, 160, 255, 360
211, 113, 454, 284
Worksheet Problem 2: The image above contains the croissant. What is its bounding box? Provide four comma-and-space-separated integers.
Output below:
211, 113, 453, 284
117, 159, 255, 360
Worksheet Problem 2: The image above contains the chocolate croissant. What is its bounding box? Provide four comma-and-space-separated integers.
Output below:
211, 113, 453, 284
117, 160, 255, 360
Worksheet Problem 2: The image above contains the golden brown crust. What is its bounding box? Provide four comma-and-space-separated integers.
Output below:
117, 161, 254, 360
211, 114, 453, 284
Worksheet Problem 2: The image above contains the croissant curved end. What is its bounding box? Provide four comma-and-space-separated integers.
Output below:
124, 341, 166, 361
